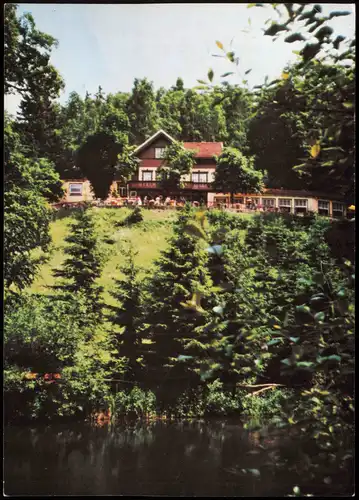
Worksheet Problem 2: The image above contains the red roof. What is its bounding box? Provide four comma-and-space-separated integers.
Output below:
183, 142, 223, 158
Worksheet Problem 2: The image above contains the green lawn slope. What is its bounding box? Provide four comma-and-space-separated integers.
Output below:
30, 208, 177, 305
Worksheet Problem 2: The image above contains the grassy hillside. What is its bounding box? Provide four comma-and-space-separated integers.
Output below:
29, 207, 253, 305
30, 208, 177, 305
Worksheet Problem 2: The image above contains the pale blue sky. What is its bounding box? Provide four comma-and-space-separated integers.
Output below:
5, 3, 355, 115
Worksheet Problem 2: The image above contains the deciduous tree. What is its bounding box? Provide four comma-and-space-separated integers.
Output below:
157, 141, 197, 195
213, 147, 265, 204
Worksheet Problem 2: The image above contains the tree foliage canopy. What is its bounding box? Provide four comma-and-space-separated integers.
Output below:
157, 141, 197, 193
213, 147, 265, 202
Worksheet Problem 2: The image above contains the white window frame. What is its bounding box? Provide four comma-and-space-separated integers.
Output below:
262, 198, 275, 207
279, 198, 292, 207
142, 170, 153, 181
294, 199, 308, 208
129, 191, 137, 198
318, 200, 330, 216
332, 202, 344, 215
192, 171, 208, 183
155, 147, 166, 159
69, 183, 83, 196
318, 200, 330, 210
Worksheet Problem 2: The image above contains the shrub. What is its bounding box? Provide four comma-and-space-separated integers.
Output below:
106, 387, 157, 419
204, 379, 240, 416
239, 388, 293, 421
207, 209, 251, 230
118, 206, 143, 226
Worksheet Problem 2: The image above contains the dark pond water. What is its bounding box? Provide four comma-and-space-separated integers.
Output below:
3, 419, 353, 497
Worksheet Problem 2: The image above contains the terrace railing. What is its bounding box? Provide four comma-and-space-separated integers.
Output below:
128, 181, 212, 191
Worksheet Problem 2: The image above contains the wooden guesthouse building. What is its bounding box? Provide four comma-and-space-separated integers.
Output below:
60, 129, 347, 217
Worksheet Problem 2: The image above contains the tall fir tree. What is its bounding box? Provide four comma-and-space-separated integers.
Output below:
52, 205, 104, 326
107, 246, 143, 382
141, 205, 214, 409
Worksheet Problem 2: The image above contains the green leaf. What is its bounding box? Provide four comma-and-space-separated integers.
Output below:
197, 80, 208, 85
289, 337, 300, 343
314, 311, 325, 322
311, 397, 321, 404
264, 23, 289, 37
226, 51, 235, 62
296, 305, 311, 314
268, 338, 282, 346
177, 355, 194, 362
329, 10, 351, 19
220, 72, 234, 78
327, 355, 341, 362
285, 33, 306, 43
247, 468, 261, 477
281, 358, 292, 366
213, 305, 224, 315
208, 69, 214, 82
296, 361, 314, 368
245, 69, 252, 75
216, 40, 225, 50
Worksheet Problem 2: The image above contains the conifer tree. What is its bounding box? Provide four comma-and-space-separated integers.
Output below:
141, 205, 214, 408
52, 205, 104, 325
107, 246, 143, 382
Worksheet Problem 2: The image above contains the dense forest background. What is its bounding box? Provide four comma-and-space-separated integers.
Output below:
4, 4, 355, 495
5, 4, 355, 200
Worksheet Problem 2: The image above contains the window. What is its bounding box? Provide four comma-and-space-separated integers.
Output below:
262, 198, 275, 207
318, 200, 329, 216
116, 183, 127, 197
155, 147, 166, 159
69, 183, 83, 196
318, 200, 329, 209
333, 202, 344, 217
129, 191, 137, 198
192, 172, 208, 183
279, 198, 292, 212
295, 199, 308, 207
294, 199, 308, 214
142, 171, 153, 181
279, 198, 292, 207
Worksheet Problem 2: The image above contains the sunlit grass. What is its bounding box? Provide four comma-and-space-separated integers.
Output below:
30, 208, 177, 304
29, 207, 253, 305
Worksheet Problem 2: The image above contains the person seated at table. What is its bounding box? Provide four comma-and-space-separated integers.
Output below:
154, 196, 160, 206
165, 196, 171, 206
137, 196, 142, 206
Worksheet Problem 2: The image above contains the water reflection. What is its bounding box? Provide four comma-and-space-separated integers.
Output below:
3, 419, 352, 496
